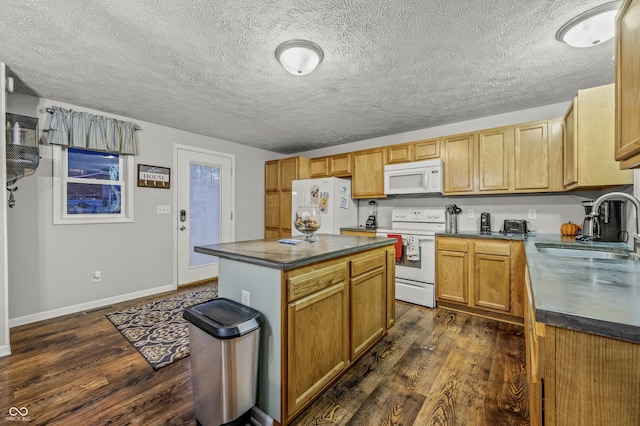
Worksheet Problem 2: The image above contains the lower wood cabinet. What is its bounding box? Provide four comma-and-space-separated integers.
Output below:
283, 246, 394, 423
349, 250, 386, 360
287, 279, 349, 417
525, 266, 640, 425
436, 236, 525, 322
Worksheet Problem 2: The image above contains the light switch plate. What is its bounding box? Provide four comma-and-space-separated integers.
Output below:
528, 209, 537, 219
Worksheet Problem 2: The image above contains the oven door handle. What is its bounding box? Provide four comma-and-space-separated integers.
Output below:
402, 235, 434, 242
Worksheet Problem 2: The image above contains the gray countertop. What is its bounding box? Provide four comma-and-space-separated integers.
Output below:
195, 234, 395, 271
523, 234, 640, 343
340, 226, 378, 233
436, 230, 526, 241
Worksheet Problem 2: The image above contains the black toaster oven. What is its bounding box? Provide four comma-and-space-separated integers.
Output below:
503, 219, 528, 234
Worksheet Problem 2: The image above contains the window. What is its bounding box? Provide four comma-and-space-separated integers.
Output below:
53, 146, 134, 224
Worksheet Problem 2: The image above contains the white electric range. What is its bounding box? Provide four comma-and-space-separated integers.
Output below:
376, 208, 445, 307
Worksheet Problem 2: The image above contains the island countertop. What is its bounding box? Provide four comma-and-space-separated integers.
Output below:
195, 234, 396, 271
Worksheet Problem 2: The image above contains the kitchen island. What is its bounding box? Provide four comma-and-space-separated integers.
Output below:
195, 234, 396, 426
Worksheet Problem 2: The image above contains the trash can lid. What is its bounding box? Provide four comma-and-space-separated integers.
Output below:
183, 298, 263, 339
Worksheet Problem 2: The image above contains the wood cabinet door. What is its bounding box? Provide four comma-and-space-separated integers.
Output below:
265, 160, 280, 192
310, 157, 329, 178
436, 249, 468, 304
287, 282, 349, 418
351, 148, 386, 198
350, 265, 386, 360
329, 153, 352, 176
280, 191, 292, 236
477, 127, 512, 192
473, 252, 511, 312
443, 133, 475, 193
616, 0, 640, 167
563, 98, 578, 187
524, 268, 544, 426
386, 247, 396, 330
514, 121, 549, 190
414, 138, 440, 160
265, 191, 280, 229
281, 157, 300, 191
473, 241, 511, 312
385, 143, 413, 164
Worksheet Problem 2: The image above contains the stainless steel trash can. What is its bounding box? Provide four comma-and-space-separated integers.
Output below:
183, 298, 263, 426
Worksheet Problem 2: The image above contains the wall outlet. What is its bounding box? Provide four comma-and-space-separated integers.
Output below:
93, 270, 102, 283
468, 209, 475, 219
241, 290, 250, 307
157, 205, 170, 214
528, 209, 537, 219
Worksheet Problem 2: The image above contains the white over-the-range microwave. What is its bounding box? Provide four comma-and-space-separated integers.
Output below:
383, 159, 443, 195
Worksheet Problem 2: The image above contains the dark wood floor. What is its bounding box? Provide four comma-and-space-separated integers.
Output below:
0, 283, 529, 426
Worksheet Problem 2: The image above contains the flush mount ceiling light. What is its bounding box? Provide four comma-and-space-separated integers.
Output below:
556, 2, 620, 48
275, 40, 324, 76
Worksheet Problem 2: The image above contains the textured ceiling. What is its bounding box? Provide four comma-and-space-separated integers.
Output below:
0, 0, 617, 154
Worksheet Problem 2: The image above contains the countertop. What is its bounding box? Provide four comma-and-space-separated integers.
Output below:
436, 230, 526, 240
524, 234, 640, 343
339, 226, 378, 233
195, 234, 395, 271
437, 232, 640, 343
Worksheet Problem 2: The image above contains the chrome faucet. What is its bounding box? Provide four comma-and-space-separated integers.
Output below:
584, 192, 640, 253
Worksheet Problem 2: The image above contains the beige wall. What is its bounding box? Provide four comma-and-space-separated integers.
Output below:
6, 93, 277, 325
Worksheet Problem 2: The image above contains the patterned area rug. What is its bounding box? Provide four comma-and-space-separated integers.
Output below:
106, 287, 217, 370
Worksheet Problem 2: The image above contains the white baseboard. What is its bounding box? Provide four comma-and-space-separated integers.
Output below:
251, 406, 274, 426
9, 284, 176, 328
0, 344, 11, 357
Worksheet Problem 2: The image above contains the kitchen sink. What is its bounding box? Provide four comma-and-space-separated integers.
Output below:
535, 243, 639, 261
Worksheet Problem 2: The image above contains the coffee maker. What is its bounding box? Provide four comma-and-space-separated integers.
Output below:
365, 200, 378, 229
480, 212, 491, 233
581, 199, 627, 242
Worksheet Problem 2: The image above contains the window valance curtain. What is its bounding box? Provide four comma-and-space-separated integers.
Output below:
47, 106, 139, 155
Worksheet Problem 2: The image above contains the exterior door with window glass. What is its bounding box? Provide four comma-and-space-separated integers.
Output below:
176, 146, 233, 285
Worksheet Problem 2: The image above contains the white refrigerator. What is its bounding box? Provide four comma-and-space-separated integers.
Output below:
291, 177, 358, 235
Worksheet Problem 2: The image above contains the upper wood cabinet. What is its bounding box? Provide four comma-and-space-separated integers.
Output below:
351, 147, 386, 198
442, 118, 564, 196
280, 157, 309, 191
310, 153, 352, 178
264, 156, 310, 238
478, 127, 512, 192
414, 138, 440, 160
309, 157, 329, 178
514, 120, 550, 190
564, 84, 633, 189
265, 160, 281, 192
385, 143, 413, 164
443, 133, 476, 194
385, 138, 440, 165
615, 0, 640, 168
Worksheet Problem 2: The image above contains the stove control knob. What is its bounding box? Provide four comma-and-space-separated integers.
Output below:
427, 214, 433, 218
434, 214, 440, 219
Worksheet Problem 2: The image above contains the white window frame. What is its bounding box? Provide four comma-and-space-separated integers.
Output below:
53, 145, 134, 224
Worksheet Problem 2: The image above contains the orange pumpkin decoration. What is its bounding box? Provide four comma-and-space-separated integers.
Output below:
561, 222, 580, 236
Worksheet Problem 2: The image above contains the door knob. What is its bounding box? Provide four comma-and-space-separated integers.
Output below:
180, 225, 186, 231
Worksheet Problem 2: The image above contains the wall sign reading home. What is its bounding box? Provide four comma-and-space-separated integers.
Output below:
138, 164, 170, 189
